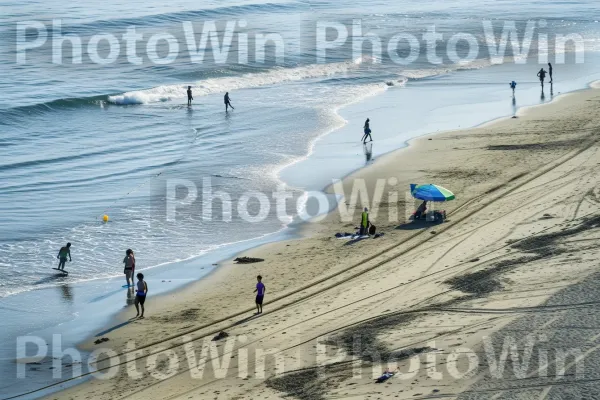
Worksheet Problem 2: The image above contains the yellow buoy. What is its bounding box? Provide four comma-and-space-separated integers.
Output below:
103, 215, 109, 222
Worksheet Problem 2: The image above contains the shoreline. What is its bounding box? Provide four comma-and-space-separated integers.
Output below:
81, 76, 597, 348
33, 78, 600, 399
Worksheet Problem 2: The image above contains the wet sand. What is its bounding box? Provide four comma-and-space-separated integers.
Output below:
43, 83, 600, 400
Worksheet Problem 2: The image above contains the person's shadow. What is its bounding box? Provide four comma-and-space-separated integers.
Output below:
540, 88, 546, 102
550, 82, 554, 98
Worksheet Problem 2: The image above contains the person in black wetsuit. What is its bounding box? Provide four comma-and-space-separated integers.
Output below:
187, 86, 193, 106
361, 118, 372, 143
537, 68, 547, 87
224, 92, 234, 112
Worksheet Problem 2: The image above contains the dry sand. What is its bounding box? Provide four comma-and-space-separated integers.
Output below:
44, 84, 600, 400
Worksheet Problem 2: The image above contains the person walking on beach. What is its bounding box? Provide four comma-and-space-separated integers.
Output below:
254, 275, 266, 314
548, 63, 553, 83
134, 273, 148, 319
187, 86, 193, 106
224, 92, 234, 112
361, 118, 372, 143
360, 207, 370, 235
123, 249, 135, 287
537, 68, 547, 88
56, 243, 71, 271
510, 81, 517, 95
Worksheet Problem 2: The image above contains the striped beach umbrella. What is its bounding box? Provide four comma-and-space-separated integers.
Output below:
410, 184, 455, 202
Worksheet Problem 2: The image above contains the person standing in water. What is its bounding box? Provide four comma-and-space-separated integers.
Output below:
510, 81, 517, 95
537, 68, 547, 87
224, 92, 234, 112
134, 273, 148, 319
548, 63, 553, 83
187, 86, 193, 106
123, 249, 135, 287
131, 250, 136, 283
361, 118, 372, 143
56, 243, 71, 271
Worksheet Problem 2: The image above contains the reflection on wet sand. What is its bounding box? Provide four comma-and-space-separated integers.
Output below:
58, 284, 73, 302
126, 288, 135, 307
363, 142, 373, 163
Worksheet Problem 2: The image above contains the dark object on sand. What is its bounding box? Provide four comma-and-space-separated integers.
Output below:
335, 232, 356, 238
212, 331, 229, 341
375, 370, 396, 383
234, 257, 264, 264
94, 337, 110, 345
368, 224, 377, 235
373, 232, 385, 239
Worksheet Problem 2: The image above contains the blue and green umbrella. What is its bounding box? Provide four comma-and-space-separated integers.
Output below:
410, 184, 455, 202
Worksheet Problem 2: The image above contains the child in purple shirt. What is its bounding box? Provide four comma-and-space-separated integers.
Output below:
254, 275, 266, 314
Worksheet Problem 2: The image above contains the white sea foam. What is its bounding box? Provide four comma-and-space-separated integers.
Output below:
108, 60, 371, 105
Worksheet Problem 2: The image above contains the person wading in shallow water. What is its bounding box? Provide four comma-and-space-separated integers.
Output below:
123, 249, 135, 287
56, 243, 71, 270
187, 86, 193, 106
537, 68, 547, 88
361, 118, 372, 143
224, 92, 234, 112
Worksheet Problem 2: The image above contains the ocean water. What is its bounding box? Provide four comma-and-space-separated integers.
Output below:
2, 0, 600, 299
1, 0, 600, 397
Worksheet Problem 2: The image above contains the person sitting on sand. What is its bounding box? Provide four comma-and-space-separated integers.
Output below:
414, 201, 427, 219
56, 243, 71, 271
187, 86, 193, 106
134, 273, 148, 319
361, 118, 372, 143
254, 275, 266, 314
123, 249, 135, 287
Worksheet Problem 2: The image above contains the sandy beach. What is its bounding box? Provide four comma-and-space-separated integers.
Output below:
40, 83, 600, 400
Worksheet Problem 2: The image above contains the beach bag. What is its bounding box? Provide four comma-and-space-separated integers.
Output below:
369, 224, 376, 235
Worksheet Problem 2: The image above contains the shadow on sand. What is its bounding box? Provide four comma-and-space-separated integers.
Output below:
233, 313, 261, 326
343, 236, 371, 246
95, 320, 133, 337
396, 220, 444, 231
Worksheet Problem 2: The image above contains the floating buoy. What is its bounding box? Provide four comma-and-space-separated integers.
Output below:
103, 215, 109, 222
